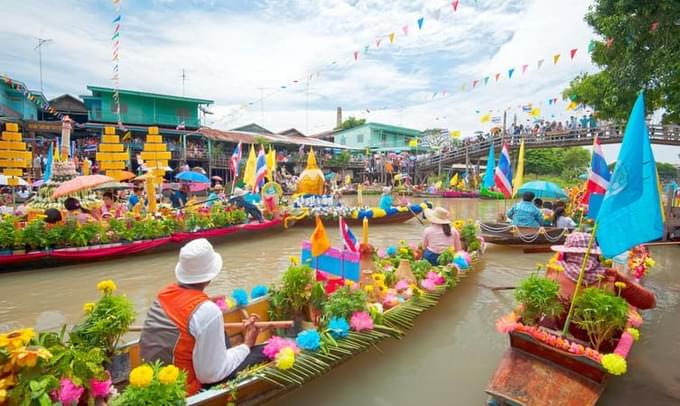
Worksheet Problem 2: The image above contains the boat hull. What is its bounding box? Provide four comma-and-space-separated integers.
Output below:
294, 211, 416, 227
480, 222, 569, 248
0, 219, 289, 271
441, 191, 480, 198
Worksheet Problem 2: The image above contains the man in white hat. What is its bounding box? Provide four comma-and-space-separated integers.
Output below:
229, 187, 264, 223
378, 186, 394, 211
140, 239, 265, 395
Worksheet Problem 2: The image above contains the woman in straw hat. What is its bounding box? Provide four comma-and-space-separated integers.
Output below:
422, 207, 462, 265
205, 184, 224, 208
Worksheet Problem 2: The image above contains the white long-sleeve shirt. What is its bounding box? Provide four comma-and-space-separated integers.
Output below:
188, 301, 250, 384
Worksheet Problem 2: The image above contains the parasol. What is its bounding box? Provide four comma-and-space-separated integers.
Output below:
516, 180, 568, 199
117, 171, 137, 181
51, 174, 114, 198
176, 171, 210, 184
94, 181, 133, 191
211, 175, 223, 182
0, 175, 28, 186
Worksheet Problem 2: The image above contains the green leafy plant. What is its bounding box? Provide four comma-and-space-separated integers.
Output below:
269, 263, 315, 321
322, 286, 367, 321
20, 220, 48, 251
572, 287, 629, 351
461, 224, 481, 252
412, 259, 433, 281
46, 223, 66, 248
438, 248, 456, 266
70, 281, 136, 356
514, 275, 564, 325
0, 218, 17, 249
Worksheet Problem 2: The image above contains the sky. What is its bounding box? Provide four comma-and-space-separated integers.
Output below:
2, 0, 679, 163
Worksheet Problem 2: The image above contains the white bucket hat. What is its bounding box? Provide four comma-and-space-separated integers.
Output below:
175, 238, 223, 284
424, 207, 451, 224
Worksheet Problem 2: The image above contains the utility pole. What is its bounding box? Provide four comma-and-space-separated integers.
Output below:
305, 75, 310, 135
180, 68, 187, 96
35, 37, 52, 94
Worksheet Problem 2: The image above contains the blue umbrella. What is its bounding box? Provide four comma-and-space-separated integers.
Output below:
517, 180, 567, 199
176, 171, 210, 184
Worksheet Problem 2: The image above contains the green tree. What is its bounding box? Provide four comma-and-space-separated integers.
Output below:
561, 148, 591, 179
341, 116, 366, 129
656, 162, 677, 181
524, 149, 565, 176
563, 0, 680, 123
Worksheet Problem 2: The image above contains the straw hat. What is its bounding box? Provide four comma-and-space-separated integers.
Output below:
232, 187, 246, 198
175, 238, 223, 284
551, 232, 602, 255
424, 207, 451, 225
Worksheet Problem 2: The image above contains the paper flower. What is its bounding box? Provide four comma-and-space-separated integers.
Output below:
129, 365, 154, 388
601, 353, 627, 375
426, 271, 445, 285
89, 374, 112, 398
386, 246, 397, 256
231, 288, 249, 307
394, 279, 410, 291
495, 313, 519, 334
377, 248, 386, 258
627, 327, 640, 342
263, 336, 299, 359
364, 285, 374, 294
453, 255, 469, 270
275, 347, 296, 370
158, 365, 180, 384
350, 311, 374, 332
54, 378, 84, 405
296, 330, 321, 351
328, 317, 350, 339
421, 278, 436, 291
96, 279, 116, 294
251, 285, 268, 299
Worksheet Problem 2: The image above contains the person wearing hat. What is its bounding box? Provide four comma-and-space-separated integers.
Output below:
421, 207, 462, 265
205, 184, 223, 208
140, 239, 266, 395
548, 232, 655, 311
229, 187, 264, 223
64, 197, 94, 224
169, 183, 187, 209
378, 186, 394, 211
128, 186, 146, 211
506, 191, 543, 227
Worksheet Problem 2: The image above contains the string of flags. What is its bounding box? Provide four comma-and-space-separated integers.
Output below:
0, 74, 65, 120
111, 0, 122, 127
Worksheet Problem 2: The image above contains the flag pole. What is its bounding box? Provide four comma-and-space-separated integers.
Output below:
561, 223, 598, 336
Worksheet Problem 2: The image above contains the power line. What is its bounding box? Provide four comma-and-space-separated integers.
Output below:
34, 37, 52, 94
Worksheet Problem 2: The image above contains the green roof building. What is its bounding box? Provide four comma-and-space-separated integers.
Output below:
82, 86, 213, 129
333, 122, 422, 151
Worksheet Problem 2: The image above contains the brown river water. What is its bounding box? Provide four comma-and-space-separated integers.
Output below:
1, 197, 679, 405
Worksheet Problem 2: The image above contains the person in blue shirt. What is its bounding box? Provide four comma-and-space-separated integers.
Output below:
205, 184, 223, 208
243, 185, 261, 205
378, 186, 394, 211
169, 184, 188, 209
128, 186, 145, 210
506, 192, 543, 227
229, 187, 264, 223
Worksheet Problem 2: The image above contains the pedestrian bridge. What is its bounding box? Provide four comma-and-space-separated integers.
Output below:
415, 125, 680, 173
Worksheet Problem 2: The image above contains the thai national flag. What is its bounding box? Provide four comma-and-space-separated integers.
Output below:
582, 135, 611, 204
494, 143, 513, 198
230, 142, 242, 177
339, 217, 359, 253
254, 147, 267, 192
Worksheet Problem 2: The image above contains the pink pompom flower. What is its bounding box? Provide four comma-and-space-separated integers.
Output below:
89, 373, 112, 398
420, 278, 436, 291
54, 378, 84, 405
263, 336, 299, 359
350, 311, 374, 332
394, 279, 410, 291
426, 271, 445, 285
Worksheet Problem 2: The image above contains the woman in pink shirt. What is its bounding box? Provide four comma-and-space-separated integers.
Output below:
422, 207, 462, 265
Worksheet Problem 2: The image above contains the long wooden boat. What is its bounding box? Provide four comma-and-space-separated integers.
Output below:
441, 190, 480, 198
479, 222, 569, 248
293, 210, 416, 227
480, 188, 505, 200
413, 191, 443, 198
0, 219, 290, 271
486, 330, 606, 406
121, 258, 481, 405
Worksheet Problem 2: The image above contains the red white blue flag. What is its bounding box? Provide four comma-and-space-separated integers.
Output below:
339, 217, 359, 253
582, 135, 611, 204
230, 141, 242, 177
494, 143, 513, 198
255, 147, 267, 192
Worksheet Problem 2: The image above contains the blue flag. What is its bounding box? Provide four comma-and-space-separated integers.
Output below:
483, 143, 495, 189
43, 142, 53, 182
595, 92, 663, 257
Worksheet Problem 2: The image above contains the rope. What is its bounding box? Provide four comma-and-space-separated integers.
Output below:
480, 222, 569, 243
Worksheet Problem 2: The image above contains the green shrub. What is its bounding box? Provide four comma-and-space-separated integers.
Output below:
514, 275, 564, 325
572, 287, 628, 351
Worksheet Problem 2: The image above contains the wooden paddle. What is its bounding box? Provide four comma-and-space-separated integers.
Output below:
128, 320, 293, 333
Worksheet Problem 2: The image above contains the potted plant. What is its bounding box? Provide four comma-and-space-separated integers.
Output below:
268, 262, 315, 335
0, 218, 15, 255
69, 280, 136, 383
21, 219, 48, 252
572, 287, 628, 351
514, 274, 564, 326
111, 361, 186, 405
323, 286, 368, 322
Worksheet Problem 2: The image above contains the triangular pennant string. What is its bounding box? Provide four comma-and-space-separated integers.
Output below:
508, 68, 515, 79
353, 50, 358, 61
451, 0, 459, 11
495, 73, 500, 81
522, 64, 528, 74
570, 48, 577, 59
389, 32, 395, 44
537, 59, 544, 69
417, 17, 424, 30
553, 54, 561, 64
402, 25, 408, 36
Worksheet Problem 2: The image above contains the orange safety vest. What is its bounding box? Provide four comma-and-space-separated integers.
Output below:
157, 284, 209, 395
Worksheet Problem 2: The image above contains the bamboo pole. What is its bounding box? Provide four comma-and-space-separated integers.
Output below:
562, 223, 598, 336
128, 320, 293, 332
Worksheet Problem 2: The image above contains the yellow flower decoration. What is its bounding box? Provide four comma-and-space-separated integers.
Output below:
614, 281, 627, 290
0, 388, 7, 403
399, 247, 409, 255
0, 375, 16, 390
158, 365, 180, 385
535, 263, 543, 270
601, 353, 627, 375
129, 365, 154, 388
0, 329, 35, 350
83, 302, 96, 313
644, 257, 655, 267
10, 346, 52, 368
275, 347, 295, 370
96, 280, 117, 294
364, 285, 374, 294
344, 279, 354, 287
627, 327, 640, 342
289, 256, 299, 266
453, 220, 465, 231
399, 240, 406, 246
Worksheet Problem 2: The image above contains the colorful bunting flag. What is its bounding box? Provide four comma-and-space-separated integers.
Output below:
376, 39, 382, 48
566, 101, 577, 111
389, 32, 395, 44
364, 45, 369, 55
530, 107, 541, 118
553, 54, 560, 64
402, 25, 409, 36
570, 48, 577, 59
451, 0, 459, 11
495, 73, 500, 81
508, 68, 515, 79
417, 17, 424, 30
522, 64, 528, 74
606, 37, 614, 48
588, 40, 596, 53
480, 113, 491, 124
484, 76, 490, 85
537, 59, 544, 69
472, 80, 479, 88
450, 130, 461, 138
